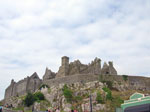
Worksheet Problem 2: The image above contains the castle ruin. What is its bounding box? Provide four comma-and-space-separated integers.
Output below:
4, 56, 117, 100
5, 72, 42, 99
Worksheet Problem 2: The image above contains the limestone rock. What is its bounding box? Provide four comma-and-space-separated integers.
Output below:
34, 102, 40, 111
94, 104, 106, 111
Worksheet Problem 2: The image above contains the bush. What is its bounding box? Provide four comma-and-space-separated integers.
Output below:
102, 87, 112, 100
24, 92, 35, 107
122, 75, 128, 81
62, 84, 73, 103
24, 92, 45, 107
96, 91, 103, 104
34, 92, 45, 101
111, 96, 124, 108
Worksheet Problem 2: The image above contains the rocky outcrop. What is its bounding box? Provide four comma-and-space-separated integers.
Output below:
41, 81, 106, 112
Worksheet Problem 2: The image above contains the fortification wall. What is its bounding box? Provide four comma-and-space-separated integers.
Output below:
99, 75, 150, 91
43, 74, 150, 91
43, 74, 99, 86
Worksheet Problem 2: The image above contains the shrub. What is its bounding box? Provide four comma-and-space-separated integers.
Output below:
24, 92, 34, 107
34, 92, 45, 101
96, 91, 103, 103
102, 87, 112, 100
122, 75, 128, 81
62, 84, 73, 103
24, 92, 45, 107
111, 96, 124, 108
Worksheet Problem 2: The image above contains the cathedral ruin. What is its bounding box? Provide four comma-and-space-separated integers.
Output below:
4, 56, 117, 99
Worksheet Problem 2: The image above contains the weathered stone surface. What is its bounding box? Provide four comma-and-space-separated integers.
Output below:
4, 56, 118, 101
34, 102, 40, 111
44, 74, 99, 87
56, 56, 102, 77
101, 61, 117, 75
4, 72, 42, 102
56, 56, 69, 77
43, 68, 56, 81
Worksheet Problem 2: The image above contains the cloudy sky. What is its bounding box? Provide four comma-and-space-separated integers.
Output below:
0, 0, 150, 100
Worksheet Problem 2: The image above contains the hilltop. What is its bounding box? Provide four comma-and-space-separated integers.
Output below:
2, 56, 150, 112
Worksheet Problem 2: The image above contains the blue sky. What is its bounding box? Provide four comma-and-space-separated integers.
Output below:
0, 0, 150, 100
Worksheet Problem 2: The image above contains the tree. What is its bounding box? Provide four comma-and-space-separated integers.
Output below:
24, 92, 34, 107
34, 92, 45, 101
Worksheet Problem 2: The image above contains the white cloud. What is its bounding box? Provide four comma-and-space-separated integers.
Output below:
0, 0, 150, 100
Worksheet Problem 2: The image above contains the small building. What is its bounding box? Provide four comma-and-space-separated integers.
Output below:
120, 92, 150, 112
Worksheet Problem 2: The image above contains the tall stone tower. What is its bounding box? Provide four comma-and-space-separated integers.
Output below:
56, 56, 69, 77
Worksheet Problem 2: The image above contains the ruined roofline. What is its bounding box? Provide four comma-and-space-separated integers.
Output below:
8, 72, 41, 86
8, 56, 117, 84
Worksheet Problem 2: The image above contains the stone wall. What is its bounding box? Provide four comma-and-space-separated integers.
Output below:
43, 74, 99, 87
4, 72, 42, 100
44, 74, 150, 91
99, 75, 150, 91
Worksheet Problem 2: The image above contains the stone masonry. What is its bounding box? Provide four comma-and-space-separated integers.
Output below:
4, 56, 117, 100
101, 61, 117, 75
55, 56, 116, 78
5, 72, 42, 99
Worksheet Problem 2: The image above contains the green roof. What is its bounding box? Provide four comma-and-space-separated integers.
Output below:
121, 92, 150, 111
130, 93, 144, 100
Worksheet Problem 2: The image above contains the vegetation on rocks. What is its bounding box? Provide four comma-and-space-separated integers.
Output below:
102, 87, 112, 101
24, 92, 45, 107
62, 84, 73, 103
6, 79, 150, 112
33, 92, 45, 102
96, 91, 103, 104
24, 92, 35, 107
